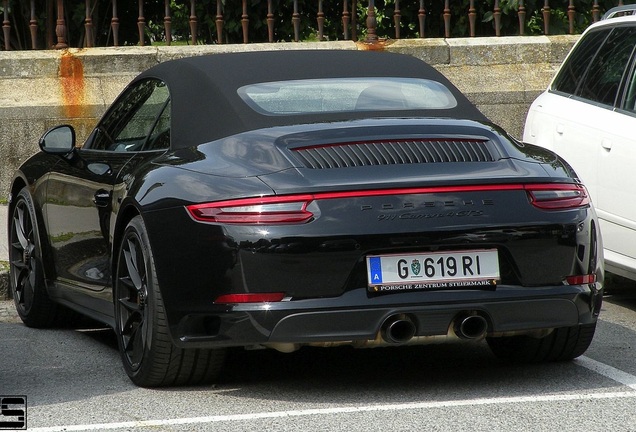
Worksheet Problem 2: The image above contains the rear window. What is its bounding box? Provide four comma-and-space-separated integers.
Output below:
237, 78, 458, 115
552, 29, 609, 96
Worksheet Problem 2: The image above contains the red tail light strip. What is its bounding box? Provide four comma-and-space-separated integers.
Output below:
291, 138, 489, 151
214, 293, 286, 304
311, 184, 524, 200
186, 183, 590, 225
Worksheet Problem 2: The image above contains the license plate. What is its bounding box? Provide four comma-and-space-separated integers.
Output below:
366, 249, 499, 293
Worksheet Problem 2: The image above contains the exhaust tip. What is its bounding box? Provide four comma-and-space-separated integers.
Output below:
381, 314, 417, 344
455, 313, 488, 340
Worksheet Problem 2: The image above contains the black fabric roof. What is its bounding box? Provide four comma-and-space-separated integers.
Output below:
134, 50, 488, 149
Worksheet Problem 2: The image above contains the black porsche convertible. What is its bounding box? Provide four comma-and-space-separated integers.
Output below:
7, 50, 603, 387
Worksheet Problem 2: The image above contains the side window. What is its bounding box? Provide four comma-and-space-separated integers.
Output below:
575, 27, 636, 106
552, 29, 609, 96
621, 48, 636, 113
145, 100, 171, 151
88, 79, 171, 151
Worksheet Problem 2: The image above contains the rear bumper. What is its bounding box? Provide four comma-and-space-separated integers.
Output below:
170, 284, 602, 349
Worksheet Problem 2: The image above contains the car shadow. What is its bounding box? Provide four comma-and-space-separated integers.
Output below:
7, 302, 633, 412
603, 272, 636, 313
201, 341, 608, 405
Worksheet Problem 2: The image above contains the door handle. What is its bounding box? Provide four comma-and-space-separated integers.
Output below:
601, 139, 613, 151
556, 124, 565, 135
93, 190, 111, 208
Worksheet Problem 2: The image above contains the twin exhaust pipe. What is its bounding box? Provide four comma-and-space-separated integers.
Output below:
381, 314, 417, 344
380, 312, 489, 344
453, 313, 489, 340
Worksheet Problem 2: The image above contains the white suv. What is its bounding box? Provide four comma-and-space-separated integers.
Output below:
524, 6, 636, 281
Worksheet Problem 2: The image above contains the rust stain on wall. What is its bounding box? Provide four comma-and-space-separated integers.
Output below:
59, 51, 86, 118
355, 39, 395, 51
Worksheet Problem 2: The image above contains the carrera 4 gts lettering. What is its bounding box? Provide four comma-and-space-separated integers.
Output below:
378, 210, 484, 221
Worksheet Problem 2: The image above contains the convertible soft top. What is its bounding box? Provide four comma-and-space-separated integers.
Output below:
135, 50, 489, 149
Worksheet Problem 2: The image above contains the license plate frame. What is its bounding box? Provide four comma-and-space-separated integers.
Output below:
366, 249, 499, 293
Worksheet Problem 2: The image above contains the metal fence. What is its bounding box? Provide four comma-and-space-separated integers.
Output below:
0, 0, 632, 50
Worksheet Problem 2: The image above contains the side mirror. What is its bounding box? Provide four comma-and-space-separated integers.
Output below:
39, 125, 76, 155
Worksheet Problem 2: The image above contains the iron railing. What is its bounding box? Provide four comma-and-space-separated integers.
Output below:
0, 1, 632, 51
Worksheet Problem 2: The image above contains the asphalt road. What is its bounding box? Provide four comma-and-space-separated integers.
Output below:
2, 285, 636, 432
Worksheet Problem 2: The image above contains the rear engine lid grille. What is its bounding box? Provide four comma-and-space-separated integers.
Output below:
291, 139, 497, 169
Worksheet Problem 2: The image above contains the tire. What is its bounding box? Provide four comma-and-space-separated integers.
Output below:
114, 215, 226, 387
486, 323, 597, 363
9, 187, 59, 327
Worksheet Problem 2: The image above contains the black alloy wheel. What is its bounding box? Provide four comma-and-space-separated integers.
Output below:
115, 221, 150, 373
9, 187, 58, 327
114, 215, 225, 387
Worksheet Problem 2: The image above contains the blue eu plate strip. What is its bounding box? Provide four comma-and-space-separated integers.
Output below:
369, 257, 383, 284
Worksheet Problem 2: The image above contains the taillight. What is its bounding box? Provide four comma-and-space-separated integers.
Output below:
187, 195, 314, 225
214, 293, 286, 304
565, 274, 597, 285
525, 184, 590, 210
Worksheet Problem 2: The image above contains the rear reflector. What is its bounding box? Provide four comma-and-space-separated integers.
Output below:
525, 184, 590, 210
565, 274, 597, 285
214, 293, 286, 304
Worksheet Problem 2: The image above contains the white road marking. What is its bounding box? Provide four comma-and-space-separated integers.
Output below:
575, 355, 636, 390
29, 390, 636, 431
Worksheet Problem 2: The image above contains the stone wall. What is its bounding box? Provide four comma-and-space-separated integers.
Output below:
0, 36, 578, 199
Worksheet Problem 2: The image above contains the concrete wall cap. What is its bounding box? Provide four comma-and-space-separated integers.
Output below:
446, 36, 554, 46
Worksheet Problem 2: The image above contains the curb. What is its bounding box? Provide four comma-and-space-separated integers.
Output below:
0, 299, 19, 324
0, 270, 8, 300
0, 271, 20, 324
